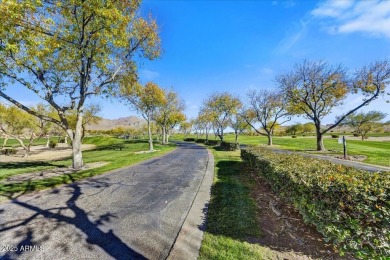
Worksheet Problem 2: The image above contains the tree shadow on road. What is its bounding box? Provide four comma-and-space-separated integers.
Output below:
0, 179, 146, 260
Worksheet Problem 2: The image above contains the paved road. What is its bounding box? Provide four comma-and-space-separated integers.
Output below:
0, 142, 209, 260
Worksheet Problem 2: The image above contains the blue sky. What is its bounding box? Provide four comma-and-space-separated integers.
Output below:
5, 0, 390, 124
133, 0, 390, 124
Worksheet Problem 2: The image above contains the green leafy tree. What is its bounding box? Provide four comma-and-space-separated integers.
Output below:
121, 82, 166, 151
302, 122, 316, 133
341, 111, 387, 140
179, 121, 192, 137
153, 89, 185, 144
229, 112, 248, 143
197, 109, 214, 142
0, 103, 39, 157
285, 123, 304, 135
202, 92, 241, 141
165, 111, 186, 143
0, 0, 160, 169
243, 90, 290, 145
277, 60, 390, 151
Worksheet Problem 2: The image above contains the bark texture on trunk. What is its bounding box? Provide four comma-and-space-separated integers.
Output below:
147, 114, 153, 151
267, 134, 273, 146
162, 126, 166, 145
2, 137, 8, 148
71, 113, 84, 169
316, 132, 325, 151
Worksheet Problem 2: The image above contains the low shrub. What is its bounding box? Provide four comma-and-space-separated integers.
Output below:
183, 138, 195, 142
0, 148, 17, 155
220, 141, 240, 151
331, 134, 339, 138
353, 133, 360, 137
195, 139, 206, 143
292, 135, 297, 138
205, 140, 220, 146
49, 140, 58, 148
58, 137, 66, 143
241, 147, 390, 258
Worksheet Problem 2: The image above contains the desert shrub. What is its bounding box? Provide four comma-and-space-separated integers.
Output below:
220, 141, 240, 151
183, 138, 195, 142
49, 140, 58, 148
331, 134, 339, 138
195, 139, 206, 143
241, 147, 390, 259
292, 135, 297, 138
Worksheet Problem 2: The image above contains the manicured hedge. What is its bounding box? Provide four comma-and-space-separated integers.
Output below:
205, 140, 220, 146
183, 138, 195, 142
195, 139, 206, 143
220, 141, 240, 151
241, 147, 390, 259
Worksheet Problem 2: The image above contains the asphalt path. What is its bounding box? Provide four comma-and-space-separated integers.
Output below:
0, 142, 209, 260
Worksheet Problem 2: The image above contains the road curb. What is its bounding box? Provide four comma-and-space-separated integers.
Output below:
167, 147, 214, 260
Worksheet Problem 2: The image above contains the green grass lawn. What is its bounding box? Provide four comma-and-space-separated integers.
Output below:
172, 133, 390, 167
199, 147, 280, 260
0, 137, 53, 147
0, 136, 176, 198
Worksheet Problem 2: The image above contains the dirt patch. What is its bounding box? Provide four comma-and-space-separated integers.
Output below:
306, 151, 368, 162
325, 154, 367, 162
0, 144, 96, 162
2, 161, 109, 184
246, 170, 353, 260
134, 149, 160, 154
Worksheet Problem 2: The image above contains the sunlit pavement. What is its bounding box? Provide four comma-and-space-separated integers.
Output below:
0, 142, 209, 260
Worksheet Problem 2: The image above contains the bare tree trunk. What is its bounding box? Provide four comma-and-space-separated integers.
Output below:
2, 137, 8, 148
147, 113, 153, 151
267, 134, 273, 146
71, 113, 84, 169
316, 132, 325, 151
64, 136, 68, 144
235, 131, 238, 143
166, 130, 170, 144
46, 137, 50, 147
13, 136, 28, 157
315, 120, 326, 151
162, 126, 166, 145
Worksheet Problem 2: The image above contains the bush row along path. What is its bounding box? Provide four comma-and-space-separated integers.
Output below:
240, 145, 390, 172
0, 142, 209, 260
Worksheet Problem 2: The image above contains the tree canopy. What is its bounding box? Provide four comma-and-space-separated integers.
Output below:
277, 59, 390, 150
0, 0, 161, 168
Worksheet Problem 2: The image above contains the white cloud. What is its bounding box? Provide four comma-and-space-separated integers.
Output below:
273, 18, 311, 54
139, 69, 160, 81
312, 0, 390, 39
311, 0, 354, 17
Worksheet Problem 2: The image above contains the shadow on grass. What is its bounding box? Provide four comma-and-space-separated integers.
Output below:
0, 179, 146, 259
0, 161, 67, 170
201, 157, 259, 240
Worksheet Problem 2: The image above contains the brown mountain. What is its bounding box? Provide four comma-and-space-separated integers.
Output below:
87, 116, 145, 130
